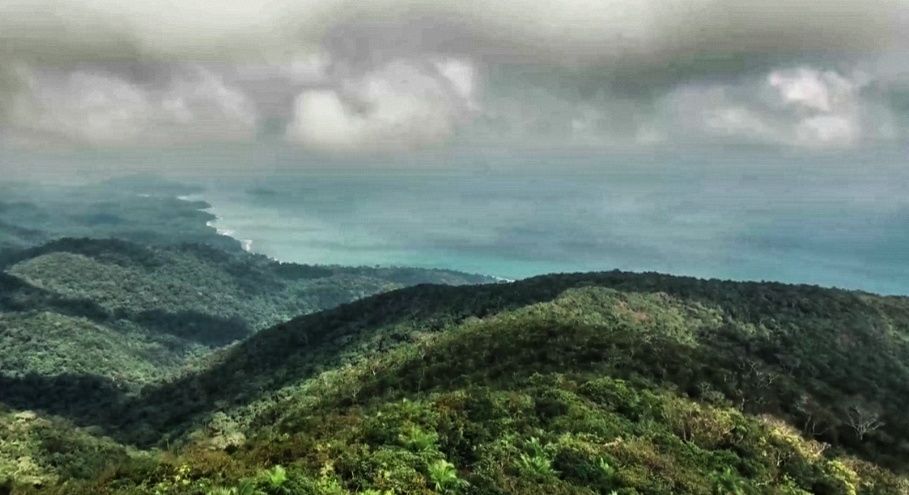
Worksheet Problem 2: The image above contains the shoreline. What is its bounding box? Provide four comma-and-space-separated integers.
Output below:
204, 219, 254, 253
178, 194, 255, 254
176, 193, 513, 282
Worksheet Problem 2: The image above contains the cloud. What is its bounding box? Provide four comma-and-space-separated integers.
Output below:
285, 58, 476, 151
648, 66, 896, 149
3, 65, 257, 147
2, 1, 905, 64
768, 68, 855, 113
0, 0, 907, 150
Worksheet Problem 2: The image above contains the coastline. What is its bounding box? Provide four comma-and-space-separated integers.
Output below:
204, 219, 254, 253
176, 192, 513, 283
178, 194, 255, 254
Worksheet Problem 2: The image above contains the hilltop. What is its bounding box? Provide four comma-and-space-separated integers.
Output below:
5, 271, 906, 494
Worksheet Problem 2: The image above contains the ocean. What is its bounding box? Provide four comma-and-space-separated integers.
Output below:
193, 155, 909, 295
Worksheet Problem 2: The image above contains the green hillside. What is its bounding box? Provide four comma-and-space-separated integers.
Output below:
4, 238, 491, 347
6, 272, 906, 494
0, 177, 493, 433
0, 178, 501, 494
0, 175, 492, 396
0, 405, 135, 490
0, 238, 491, 420
1, 178, 907, 494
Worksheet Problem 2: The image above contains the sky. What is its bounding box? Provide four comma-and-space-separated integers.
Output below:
0, 0, 907, 155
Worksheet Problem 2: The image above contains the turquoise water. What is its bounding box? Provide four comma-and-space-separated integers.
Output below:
196, 157, 909, 295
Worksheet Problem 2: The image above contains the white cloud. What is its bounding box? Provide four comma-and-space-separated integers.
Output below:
433, 59, 478, 110
766, 67, 868, 148
768, 68, 858, 113
649, 66, 890, 149
4, 65, 257, 147
286, 59, 476, 151
232, 52, 331, 85
703, 106, 783, 142
796, 115, 859, 147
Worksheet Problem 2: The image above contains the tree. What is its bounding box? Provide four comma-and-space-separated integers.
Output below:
794, 393, 833, 438
845, 401, 884, 441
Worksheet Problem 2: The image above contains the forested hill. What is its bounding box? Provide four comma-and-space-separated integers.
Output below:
0, 179, 235, 252
0, 178, 493, 411
126, 272, 909, 458
11, 271, 907, 494
2, 237, 491, 345
0, 177, 498, 492
2, 177, 908, 493
0, 237, 492, 388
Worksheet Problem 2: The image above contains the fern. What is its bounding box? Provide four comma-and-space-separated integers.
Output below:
427, 459, 467, 493
262, 465, 288, 490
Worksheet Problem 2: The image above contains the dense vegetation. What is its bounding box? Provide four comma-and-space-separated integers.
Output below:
0, 177, 494, 492
0, 238, 489, 390
0, 177, 491, 387
0, 405, 134, 489
3, 272, 907, 494
4, 238, 490, 346
2, 177, 908, 494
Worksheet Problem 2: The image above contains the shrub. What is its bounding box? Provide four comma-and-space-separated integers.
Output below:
516, 437, 558, 480
398, 425, 439, 453
262, 465, 288, 492
427, 459, 467, 493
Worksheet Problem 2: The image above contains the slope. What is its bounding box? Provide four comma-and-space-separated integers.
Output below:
0, 237, 492, 424
0, 405, 135, 490
23, 272, 909, 494
115, 272, 909, 465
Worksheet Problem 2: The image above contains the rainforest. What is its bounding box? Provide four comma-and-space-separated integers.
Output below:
0, 177, 907, 494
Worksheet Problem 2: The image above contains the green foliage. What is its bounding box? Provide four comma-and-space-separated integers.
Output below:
208, 480, 264, 495
0, 178, 497, 489
426, 459, 466, 493
262, 465, 288, 491
18, 271, 903, 494
0, 408, 132, 488
710, 467, 752, 495
398, 425, 439, 453
515, 437, 559, 480
0, 238, 491, 397
0, 183, 493, 425
0, 311, 166, 382
2, 185, 909, 495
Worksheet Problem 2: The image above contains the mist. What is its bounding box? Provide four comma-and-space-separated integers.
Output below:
32, 145, 888, 295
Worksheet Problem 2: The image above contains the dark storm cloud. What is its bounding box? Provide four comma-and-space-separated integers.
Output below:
0, 0, 907, 151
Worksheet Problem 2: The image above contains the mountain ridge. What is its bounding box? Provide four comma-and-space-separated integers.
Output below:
10, 270, 907, 494
1, 178, 907, 494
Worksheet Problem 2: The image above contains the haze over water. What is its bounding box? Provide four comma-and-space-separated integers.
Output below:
197, 151, 909, 295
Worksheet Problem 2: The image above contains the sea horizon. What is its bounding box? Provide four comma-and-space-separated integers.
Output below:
181, 166, 909, 296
